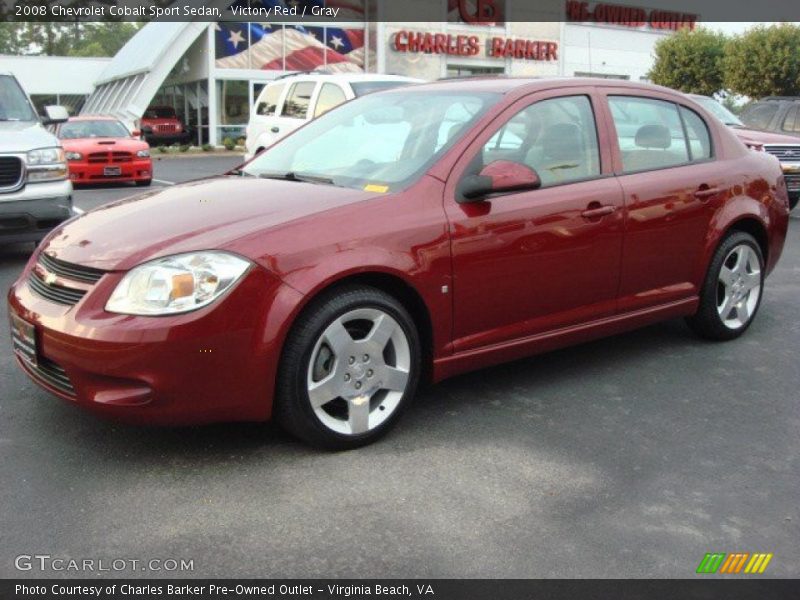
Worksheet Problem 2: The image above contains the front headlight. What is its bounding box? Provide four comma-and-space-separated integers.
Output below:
65, 151, 83, 161
105, 251, 252, 316
26, 147, 67, 182
136, 149, 150, 158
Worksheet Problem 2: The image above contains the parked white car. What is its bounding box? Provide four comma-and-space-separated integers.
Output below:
244, 72, 421, 161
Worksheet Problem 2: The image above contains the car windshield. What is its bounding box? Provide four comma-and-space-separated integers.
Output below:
243, 90, 500, 191
0, 74, 37, 121
58, 119, 130, 139
144, 107, 176, 119
692, 96, 743, 126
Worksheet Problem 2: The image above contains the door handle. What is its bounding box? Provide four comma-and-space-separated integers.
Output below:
694, 186, 722, 200
270, 126, 280, 133
581, 204, 616, 219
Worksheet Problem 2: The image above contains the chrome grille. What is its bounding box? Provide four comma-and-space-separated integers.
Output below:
763, 145, 800, 161
87, 151, 133, 164
39, 252, 105, 283
28, 271, 86, 306
0, 156, 23, 189
22, 356, 76, 397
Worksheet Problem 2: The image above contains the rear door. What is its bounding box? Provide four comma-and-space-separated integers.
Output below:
601, 89, 725, 312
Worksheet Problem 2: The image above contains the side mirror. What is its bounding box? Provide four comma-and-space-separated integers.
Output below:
131, 129, 141, 138
458, 160, 541, 202
42, 105, 69, 125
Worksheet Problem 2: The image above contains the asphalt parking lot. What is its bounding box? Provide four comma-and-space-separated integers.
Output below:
1, 155, 798, 579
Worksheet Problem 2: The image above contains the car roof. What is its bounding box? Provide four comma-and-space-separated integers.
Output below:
402, 76, 685, 97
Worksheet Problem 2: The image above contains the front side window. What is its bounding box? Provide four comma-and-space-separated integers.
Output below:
609, 96, 690, 173
244, 90, 500, 192
314, 83, 347, 118
0, 75, 37, 122
281, 82, 316, 119
741, 102, 778, 131
58, 120, 130, 139
256, 83, 284, 116
479, 95, 601, 187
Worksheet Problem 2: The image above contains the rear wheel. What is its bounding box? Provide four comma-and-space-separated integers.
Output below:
276, 285, 421, 449
686, 231, 764, 341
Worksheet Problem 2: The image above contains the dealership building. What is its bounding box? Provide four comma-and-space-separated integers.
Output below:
2, 0, 699, 146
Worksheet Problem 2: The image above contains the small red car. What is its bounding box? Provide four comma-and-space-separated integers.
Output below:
57, 116, 152, 186
140, 106, 187, 145
9, 79, 790, 448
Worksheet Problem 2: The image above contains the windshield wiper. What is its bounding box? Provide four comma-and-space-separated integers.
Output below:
258, 171, 336, 186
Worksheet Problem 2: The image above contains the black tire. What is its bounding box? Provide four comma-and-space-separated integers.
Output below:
275, 285, 421, 449
135, 179, 152, 187
686, 231, 764, 341
789, 194, 798, 211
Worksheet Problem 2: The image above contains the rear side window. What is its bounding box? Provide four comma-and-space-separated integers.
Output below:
679, 106, 712, 161
741, 102, 778, 130
609, 96, 689, 173
256, 83, 284, 116
781, 105, 800, 133
314, 83, 347, 118
281, 82, 316, 119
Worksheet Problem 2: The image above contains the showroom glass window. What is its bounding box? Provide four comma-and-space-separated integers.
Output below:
478, 95, 601, 187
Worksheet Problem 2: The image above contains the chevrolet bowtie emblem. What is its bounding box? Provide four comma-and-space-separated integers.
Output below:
43, 271, 57, 285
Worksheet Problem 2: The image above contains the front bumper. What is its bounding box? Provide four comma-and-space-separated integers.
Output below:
68, 159, 152, 184
0, 179, 73, 243
7, 259, 303, 426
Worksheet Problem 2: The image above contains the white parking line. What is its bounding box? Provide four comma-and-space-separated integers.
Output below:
153, 179, 175, 186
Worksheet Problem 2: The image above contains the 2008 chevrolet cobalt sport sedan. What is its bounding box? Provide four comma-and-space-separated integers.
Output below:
8, 79, 790, 448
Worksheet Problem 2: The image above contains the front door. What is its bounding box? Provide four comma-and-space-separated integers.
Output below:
444, 91, 625, 352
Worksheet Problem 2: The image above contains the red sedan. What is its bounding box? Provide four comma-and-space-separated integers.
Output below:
57, 116, 152, 186
9, 79, 790, 448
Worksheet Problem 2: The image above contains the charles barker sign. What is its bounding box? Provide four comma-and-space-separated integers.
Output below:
392, 30, 558, 62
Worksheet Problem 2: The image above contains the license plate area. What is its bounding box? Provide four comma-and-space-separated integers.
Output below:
103, 166, 122, 176
10, 312, 37, 368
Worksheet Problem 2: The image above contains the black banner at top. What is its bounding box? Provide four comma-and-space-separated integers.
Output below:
0, 0, 798, 24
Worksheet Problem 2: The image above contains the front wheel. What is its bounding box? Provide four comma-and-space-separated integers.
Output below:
276, 286, 421, 449
686, 231, 764, 341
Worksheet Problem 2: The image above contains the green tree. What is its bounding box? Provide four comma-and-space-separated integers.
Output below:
648, 28, 726, 96
724, 23, 800, 98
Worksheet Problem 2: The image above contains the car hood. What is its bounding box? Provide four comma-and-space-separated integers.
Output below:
61, 137, 149, 153
731, 126, 800, 145
0, 120, 59, 153
42, 176, 376, 271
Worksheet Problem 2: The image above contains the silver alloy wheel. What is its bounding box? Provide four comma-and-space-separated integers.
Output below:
306, 308, 411, 436
717, 243, 761, 330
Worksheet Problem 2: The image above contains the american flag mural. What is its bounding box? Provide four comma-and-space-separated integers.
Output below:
215, 1, 365, 73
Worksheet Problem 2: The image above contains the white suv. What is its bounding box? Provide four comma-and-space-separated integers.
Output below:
244, 72, 420, 161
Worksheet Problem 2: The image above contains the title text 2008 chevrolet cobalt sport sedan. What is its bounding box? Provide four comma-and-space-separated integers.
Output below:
8, 79, 790, 448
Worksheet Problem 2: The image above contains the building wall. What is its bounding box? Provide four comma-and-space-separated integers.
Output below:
563, 23, 673, 81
